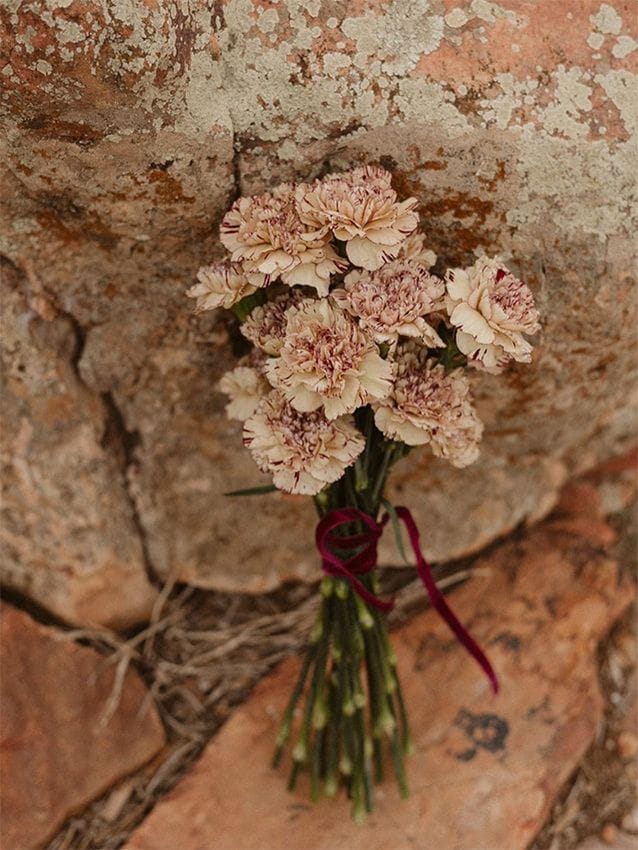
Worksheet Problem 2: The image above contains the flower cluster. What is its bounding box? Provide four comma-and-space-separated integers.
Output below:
190, 166, 540, 495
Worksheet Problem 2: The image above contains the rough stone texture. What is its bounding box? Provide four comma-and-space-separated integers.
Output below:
1, 1, 637, 615
0, 260, 158, 627
0, 603, 166, 850
124, 497, 634, 850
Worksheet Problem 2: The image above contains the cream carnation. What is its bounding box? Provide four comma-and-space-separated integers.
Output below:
243, 390, 365, 495
220, 184, 346, 295
333, 260, 445, 346
280, 243, 347, 295
373, 343, 482, 467
241, 290, 305, 355
187, 262, 258, 312
298, 165, 419, 271
266, 298, 394, 420
446, 256, 540, 373
218, 364, 270, 421
397, 231, 437, 269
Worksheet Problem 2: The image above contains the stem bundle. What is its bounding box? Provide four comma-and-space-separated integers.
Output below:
272, 576, 411, 821
273, 408, 412, 820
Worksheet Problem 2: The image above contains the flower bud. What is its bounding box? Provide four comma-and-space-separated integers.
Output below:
342, 699, 355, 717
275, 718, 291, 748
310, 620, 323, 644
335, 580, 348, 600
355, 597, 374, 630
377, 707, 396, 736
324, 775, 338, 797
364, 738, 373, 759
320, 576, 333, 598
339, 755, 352, 776
354, 690, 367, 709
353, 630, 365, 657
293, 740, 307, 762
312, 698, 328, 729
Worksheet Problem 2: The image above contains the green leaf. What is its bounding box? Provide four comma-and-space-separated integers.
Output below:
435, 324, 468, 371
224, 484, 278, 497
231, 289, 267, 322
381, 499, 410, 565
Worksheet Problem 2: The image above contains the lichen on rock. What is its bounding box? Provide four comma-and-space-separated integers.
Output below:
0, 0, 636, 619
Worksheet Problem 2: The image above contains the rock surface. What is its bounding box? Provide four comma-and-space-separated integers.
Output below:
1, 1, 637, 618
0, 604, 166, 850
124, 497, 634, 850
0, 262, 158, 627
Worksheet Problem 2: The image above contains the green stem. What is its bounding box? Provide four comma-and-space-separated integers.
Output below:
360, 408, 375, 479
288, 599, 331, 790
389, 723, 410, 799
344, 466, 361, 512
324, 677, 340, 796
273, 640, 319, 767
310, 727, 325, 802
369, 443, 396, 513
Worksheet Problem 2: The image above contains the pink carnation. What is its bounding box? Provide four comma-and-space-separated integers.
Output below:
297, 166, 418, 271
373, 342, 482, 467
243, 391, 365, 495
333, 259, 445, 346
446, 257, 540, 374
220, 184, 346, 295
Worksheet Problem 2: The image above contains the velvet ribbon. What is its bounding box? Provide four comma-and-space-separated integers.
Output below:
316, 506, 499, 694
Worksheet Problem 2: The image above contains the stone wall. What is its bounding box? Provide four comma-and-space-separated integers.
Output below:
1, 0, 636, 627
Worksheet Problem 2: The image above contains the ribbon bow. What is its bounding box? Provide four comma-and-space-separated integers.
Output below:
316, 506, 499, 694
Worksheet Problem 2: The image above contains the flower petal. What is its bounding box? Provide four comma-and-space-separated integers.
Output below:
345, 236, 385, 270
450, 303, 495, 344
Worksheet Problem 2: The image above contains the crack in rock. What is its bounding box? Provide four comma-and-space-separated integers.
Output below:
55, 307, 162, 589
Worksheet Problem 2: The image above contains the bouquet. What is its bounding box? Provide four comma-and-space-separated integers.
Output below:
188, 165, 540, 821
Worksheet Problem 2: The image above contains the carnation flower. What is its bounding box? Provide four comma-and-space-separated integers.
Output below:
373, 342, 482, 467
187, 262, 258, 312
446, 256, 540, 373
280, 243, 347, 295
297, 166, 419, 271
220, 184, 346, 295
218, 364, 270, 421
243, 390, 365, 495
241, 290, 304, 355
266, 298, 394, 420
333, 260, 445, 346
397, 231, 437, 269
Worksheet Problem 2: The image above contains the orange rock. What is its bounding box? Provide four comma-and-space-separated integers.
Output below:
617, 732, 638, 760
602, 823, 620, 844
0, 605, 166, 850
124, 508, 633, 850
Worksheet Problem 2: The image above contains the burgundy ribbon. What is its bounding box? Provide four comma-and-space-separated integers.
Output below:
316, 506, 499, 694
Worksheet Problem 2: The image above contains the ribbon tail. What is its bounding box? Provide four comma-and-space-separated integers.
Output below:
324, 561, 394, 613
395, 507, 499, 695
